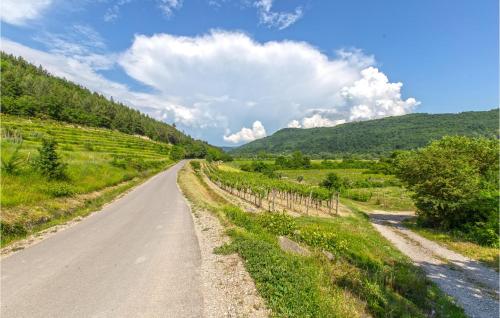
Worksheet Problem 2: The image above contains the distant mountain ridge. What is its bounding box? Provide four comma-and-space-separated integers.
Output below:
231, 110, 499, 157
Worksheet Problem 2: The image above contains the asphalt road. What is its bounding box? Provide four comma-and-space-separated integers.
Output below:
1, 161, 203, 317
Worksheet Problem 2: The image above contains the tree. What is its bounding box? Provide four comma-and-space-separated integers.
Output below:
275, 156, 287, 167
320, 173, 345, 191
170, 145, 186, 161
35, 139, 67, 180
396, 136, 499, 244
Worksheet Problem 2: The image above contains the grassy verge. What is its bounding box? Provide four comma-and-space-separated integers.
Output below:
403, 219, 499, 271
179, 162, 465, 318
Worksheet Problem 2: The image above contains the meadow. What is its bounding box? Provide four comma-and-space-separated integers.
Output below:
1, 114, 173, 244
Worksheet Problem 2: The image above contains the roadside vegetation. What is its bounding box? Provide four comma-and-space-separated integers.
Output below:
222, 135, 499, 269
179, 162, 465, 317
1, 114, 175, 245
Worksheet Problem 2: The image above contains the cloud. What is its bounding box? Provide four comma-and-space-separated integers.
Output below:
288, 114, 346, 129
118, 30, 417, 143
104, 0, 132, 22
224, 121, 267, 143
287, 120, 301, 128
4, 30, 418, 145
157, 0, 183, 17
1, 0, 52, 26
1, 37, 201, 129
33, 25, 114, 70
342, 67, 419, 120
254, 0, 303, 30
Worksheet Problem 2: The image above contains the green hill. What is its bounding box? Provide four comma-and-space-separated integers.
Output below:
1, 114, 175, 244
231, 110, 499, 157
0, 52, 219, 158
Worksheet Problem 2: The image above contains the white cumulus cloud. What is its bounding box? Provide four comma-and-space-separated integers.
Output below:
289, 114, 346, 129
1, 0, 52, 26
224, 121, 267, 143
3, 30, 419, 145
118, 30, 417, 142
342, 67, 419, 121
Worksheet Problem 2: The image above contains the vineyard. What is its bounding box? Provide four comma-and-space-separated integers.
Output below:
204, 163, 339, 215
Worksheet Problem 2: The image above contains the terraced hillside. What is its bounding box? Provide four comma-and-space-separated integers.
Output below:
1, 114, 174, 244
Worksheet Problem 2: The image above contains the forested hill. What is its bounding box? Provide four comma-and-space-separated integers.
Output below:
0, 52, 218, 158
231, 110, 499, 157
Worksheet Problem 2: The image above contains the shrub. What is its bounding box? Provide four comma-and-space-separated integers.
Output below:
47, 183, 75, 197
170, 145, 185, 161
343, 189, 372, 202
257, 212, 296, 235
1, 144, 24, 175
83, 142, 94, 151
396, 136, 499, 245
320, 172, 346, 191
1, 221, 27, 238
110, 155, 128, 169
190, 161, 201, 171
34, 139, 67, 180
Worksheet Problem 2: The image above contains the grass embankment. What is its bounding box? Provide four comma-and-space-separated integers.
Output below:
403, 219, 499, 271
1, 115, 173, 245
179, 162, 465, 318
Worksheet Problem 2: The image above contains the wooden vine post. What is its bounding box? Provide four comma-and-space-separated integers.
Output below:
335, 192, 339, 215
305, 190, 312, 215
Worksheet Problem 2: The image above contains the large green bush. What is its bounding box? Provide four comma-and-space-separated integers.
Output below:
396, 136, 499, 245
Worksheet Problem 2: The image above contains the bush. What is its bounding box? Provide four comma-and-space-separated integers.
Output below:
343, 189, 372, 202
320, 172, 346, 191
170, 145, 185, 161
47, 183, 75, 197
257, 212, 296, 235
190, 161, 201, 171
396, 136, 499, 245
110, 155, 128, 169
1, 144, 24, 175
1, 221, 27, 238
34, 139, 67, 180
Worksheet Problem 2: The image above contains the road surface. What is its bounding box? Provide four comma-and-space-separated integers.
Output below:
1, 161, 203, 317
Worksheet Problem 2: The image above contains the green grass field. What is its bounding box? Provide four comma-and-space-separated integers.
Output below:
1, 114, 174, 245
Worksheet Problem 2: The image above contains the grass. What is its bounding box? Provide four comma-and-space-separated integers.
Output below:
1, 114, 174, 245
179, 162, 466, 317
403, 219, 499, 271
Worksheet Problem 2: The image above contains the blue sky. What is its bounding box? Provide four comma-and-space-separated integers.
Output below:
1, 0, 498, 145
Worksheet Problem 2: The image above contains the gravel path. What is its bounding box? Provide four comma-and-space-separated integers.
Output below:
187, 202, 269, 318
370, 211, 499, 318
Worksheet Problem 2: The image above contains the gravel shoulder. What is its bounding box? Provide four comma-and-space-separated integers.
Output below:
178, 165, 269, 317
369, 210, 499, 318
